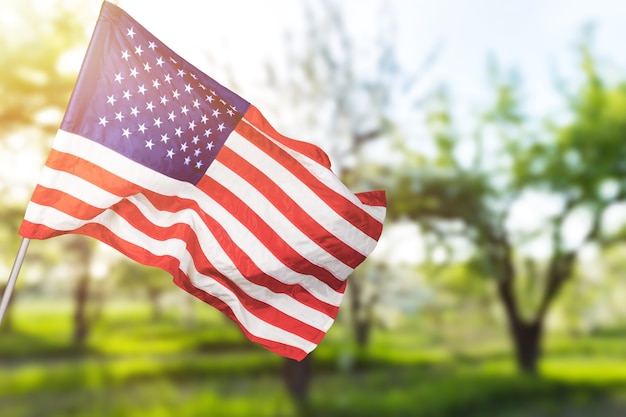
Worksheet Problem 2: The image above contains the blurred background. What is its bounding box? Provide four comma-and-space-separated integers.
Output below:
2, 0, 626, 416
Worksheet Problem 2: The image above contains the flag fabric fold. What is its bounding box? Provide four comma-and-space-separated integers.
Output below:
20, 0, 386, 360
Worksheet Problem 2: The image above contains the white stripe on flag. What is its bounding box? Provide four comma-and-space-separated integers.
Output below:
23, 199, 330, 350
240, 116, 386, 223
37, 166, 123, 209
127, 193, 344, 307
224, 132, 379, 255
208, 159, 354, 279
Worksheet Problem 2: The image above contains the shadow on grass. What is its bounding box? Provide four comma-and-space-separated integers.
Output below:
3, 345, 626, 417
0, 330, 100, 362
305, 363, 626, 417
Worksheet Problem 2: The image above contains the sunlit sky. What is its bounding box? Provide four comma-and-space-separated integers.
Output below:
3, 0, 624, 133
112, 0, 626, 117
5, 0, 626, 151
3, 0, 626, 263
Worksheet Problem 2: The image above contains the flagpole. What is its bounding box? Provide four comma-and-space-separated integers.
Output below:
0, 237, 30, 325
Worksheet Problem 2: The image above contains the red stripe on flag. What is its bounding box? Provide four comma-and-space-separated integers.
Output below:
44, 149, 141, 197
356, 190, 387, 207
242, 105, 332, 169
173, 273, 309, 360
29, 149, 342, 321
211, 146, 365, 268
24, 148, 341, 331
28, 185, 105, 221
20, 220, 69, 239
196, 173, 348, 291
20, 218, 309, 360
110, 199, 333, 342
138, 190, 342, 318
24, 197, 330, 345
237, 108, 384, 242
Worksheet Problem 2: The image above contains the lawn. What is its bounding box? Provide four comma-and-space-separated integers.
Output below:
2, 296, 626, 417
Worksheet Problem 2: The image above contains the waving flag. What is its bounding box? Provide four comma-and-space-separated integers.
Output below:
20, 1, 385, 360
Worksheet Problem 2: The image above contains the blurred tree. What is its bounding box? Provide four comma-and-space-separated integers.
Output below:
268, 0, 433, 351
347, 260, 427, 350
419, 257, 500, 344
592, 244, 626, 327
385, 43, 626, 374
62, 235, 97, 347
110, 260, 175, 322
266, 0, 435, 401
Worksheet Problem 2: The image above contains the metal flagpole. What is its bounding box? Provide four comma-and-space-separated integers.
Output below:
0, 237, 30, 325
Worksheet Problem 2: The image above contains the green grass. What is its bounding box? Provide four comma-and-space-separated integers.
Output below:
2, 296, 626, 417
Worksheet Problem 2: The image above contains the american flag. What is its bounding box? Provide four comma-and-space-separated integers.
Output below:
20, 1, 386, 360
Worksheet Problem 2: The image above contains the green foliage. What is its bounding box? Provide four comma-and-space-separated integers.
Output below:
2, 298, 626, 417
515, 45, 626, 207
381, 40, 626, 373
110, 262, 172, 293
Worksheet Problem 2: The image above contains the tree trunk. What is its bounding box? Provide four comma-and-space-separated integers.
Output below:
348, 279, 372, 349
67, 237, 93, 348
73, 271, 90, 347
510, 320, 542, 374
506, 251, 575, 374
354, 317, 372, 349
147, 290, 162, 322
284, 355, 312, 406
495, 266, 544, 375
